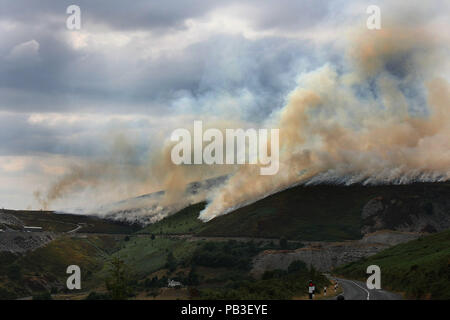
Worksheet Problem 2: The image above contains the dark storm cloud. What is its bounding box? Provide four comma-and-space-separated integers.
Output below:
241, 0, 332, 31
0, 0, 333, 32
0, 0, 336, 114
1, 31, 317, 114
0, 0, 331, 162
0, 0, 230, 33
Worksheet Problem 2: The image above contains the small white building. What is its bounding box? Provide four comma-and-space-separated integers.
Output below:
168, 279, 182, 288
23, 226, 43, 232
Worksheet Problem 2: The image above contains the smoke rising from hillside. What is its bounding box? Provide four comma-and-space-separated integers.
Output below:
35, 23, 450, 224
198, 26, 450, 221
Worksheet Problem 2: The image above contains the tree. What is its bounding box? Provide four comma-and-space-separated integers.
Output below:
187, 266, 199, 286
166, 252, 177, 273
279, 237, 288, 249
151, 234, 155, 246
32, 291, 52, 300
6, 263, 22, 281
288, 260, 307, 274
105, 257, 132, 300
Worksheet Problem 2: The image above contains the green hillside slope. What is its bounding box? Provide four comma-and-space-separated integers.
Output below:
0, 235, 121, 299
334, 229, 450, 299
141, 182, 449, 241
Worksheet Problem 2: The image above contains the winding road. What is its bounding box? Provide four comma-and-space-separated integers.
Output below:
333, 278, 402, 300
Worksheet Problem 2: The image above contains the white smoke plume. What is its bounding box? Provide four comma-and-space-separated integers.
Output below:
35, 14, 450, 225
199, 26, 450, 221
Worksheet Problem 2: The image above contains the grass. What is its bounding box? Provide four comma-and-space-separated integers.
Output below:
138, 202, 207, 235
200, 266, 330, 300
100, 237, 198, 277
137, 182, 450, 242
333, 229, 450, 299
0, 235, 122, 298
196, 182, 449, 240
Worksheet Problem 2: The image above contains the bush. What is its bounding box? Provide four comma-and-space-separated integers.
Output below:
262, 269, 287, 280
288, 260, 307, 274
166, 252, 177, 273
279, 237, 288, 249
0, 287, 17, 300
105, 257, 133, 300
192, 241, 260, 270
32, 291, 52, 300
86, 291, 111, 300
6, 263, 22, 281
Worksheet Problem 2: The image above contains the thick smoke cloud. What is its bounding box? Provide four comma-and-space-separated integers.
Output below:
199, 26, 450, 221
39, 24, 450, 224
1, 1, 449, 221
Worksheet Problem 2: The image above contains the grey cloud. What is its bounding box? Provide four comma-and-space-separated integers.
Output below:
0, 0, 223, 31
1, 28, 317, 117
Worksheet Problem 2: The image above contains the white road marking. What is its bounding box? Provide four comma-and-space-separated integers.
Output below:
335, 278, 370, 300
350, 280, 370, 300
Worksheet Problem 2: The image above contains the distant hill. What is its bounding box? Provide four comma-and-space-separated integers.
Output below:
94, 175, 227, 225
1, 209, 140, 234
4, 181, 448, 241
334, 229, 450, 299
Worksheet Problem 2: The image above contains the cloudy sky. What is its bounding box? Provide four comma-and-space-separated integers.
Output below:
0, 0, 448, 210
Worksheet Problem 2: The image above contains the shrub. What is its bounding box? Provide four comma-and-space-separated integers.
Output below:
288, 260, 307, 274
85, 291, 111, 300
32, 291, 52, 300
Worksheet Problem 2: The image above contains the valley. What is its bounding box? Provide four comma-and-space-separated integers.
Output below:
0, 182, 449, 300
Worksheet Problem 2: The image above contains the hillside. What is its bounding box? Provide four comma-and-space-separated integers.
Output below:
0, 235, 122, 299
138, 203, 206, 235
1, 209, 140, 234
141, 182, 450, 241
334, 229, 450, 299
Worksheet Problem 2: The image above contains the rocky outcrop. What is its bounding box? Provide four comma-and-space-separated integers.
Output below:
0, 231, 56, 253
251, 230, 420, 276
361, 192, 450, 234
0, 211, 24, 229
359, 229, 419, 246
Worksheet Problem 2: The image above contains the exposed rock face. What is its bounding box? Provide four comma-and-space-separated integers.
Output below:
0, 211, 24, 229
361, 192, 450, 234
359, 230, 419, 246
251, 231, 420, 276
0, 231, 56, 253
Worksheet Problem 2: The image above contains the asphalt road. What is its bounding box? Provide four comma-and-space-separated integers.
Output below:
333, 278, 402, 300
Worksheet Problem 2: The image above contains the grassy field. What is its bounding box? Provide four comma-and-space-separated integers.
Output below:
102, 237, 199, 276
334, 229, 450, 299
